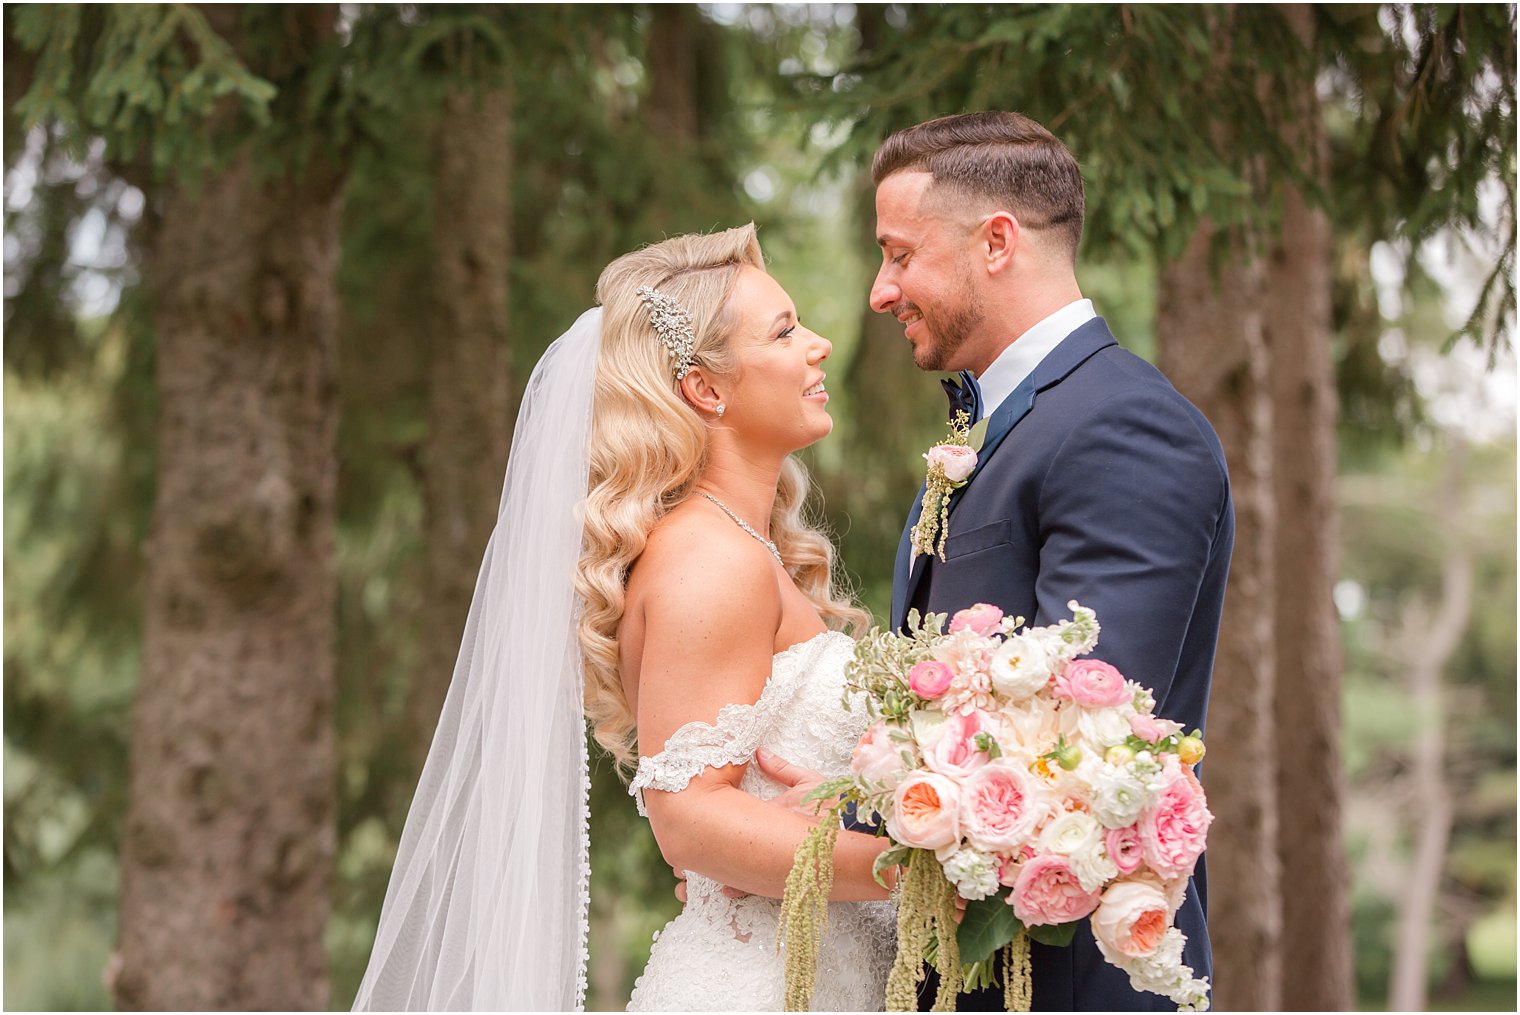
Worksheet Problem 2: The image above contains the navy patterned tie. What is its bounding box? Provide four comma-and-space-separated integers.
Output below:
940, 370, 983, 424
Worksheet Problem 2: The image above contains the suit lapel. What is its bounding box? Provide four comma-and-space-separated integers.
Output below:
894, 318, 1121, 628
949, 318, 1119, 514
891, 482, 925, 627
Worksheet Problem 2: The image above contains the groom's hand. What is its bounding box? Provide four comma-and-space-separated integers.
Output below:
671, 865, 749, 903
754, 748, 831, 817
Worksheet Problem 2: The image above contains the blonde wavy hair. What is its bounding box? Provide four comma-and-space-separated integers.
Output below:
575, 224, 867, 774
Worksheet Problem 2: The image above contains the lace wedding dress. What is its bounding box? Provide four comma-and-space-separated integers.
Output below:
625, 630, 897, 1012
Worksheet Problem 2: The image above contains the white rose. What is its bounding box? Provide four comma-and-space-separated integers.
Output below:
1066, 703, 1136, 750
1089, 763, 1156, 829
1038, 809, 1104, 859
988, 633, 1055, 701
999, 695, 1059, 755
908, 708, 948, 750
1070, 839, 1120, 894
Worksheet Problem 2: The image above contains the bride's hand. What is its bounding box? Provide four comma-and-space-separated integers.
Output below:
753, 748, 835, 818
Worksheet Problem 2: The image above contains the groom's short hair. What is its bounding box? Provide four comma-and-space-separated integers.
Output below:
872, 111, 1085, 259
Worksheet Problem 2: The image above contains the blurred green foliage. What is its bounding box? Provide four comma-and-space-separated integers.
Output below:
4, 4, 1514, 1011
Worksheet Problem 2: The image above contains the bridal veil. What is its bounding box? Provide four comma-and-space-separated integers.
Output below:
353, 308, 601, 1011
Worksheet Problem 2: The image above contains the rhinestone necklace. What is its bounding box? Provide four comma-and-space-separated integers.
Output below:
699, 492, 783, 568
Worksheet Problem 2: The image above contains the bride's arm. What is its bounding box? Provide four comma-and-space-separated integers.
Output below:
633, 536, 892, 903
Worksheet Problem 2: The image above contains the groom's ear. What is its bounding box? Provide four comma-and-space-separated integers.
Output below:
679, 367, 724, 416
981, 211, 1020, 275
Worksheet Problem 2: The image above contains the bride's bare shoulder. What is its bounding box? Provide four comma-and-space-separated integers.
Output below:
628, 500, 781, 629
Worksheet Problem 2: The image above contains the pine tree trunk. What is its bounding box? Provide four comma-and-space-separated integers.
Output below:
113, 149, 345, 1009
1156, 225, 1283, 1011
645, 5, 698, 138
408, 85, 513, 761
1264, 8, 1355, 1006
1389, 444, 1473, 1011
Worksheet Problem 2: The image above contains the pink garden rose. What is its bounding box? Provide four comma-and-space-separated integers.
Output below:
886, 772, 962, 852
960, 760, 1050, 853
949, 603, 1005, 637
1105, 824, 1145, 876
851, 721, 904, 789
1053, 659, 1131, 709
908, 660, 955, 699
1010, 854, 1102, 926
925, 443, 977, 483
1091, 879, 1171, 958
923, 710, 994, 780
1128, 712, 1185, 743
1138, 756, 1213, 878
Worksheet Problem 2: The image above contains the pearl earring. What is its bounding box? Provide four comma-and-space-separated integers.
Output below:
715, 403, 726, 418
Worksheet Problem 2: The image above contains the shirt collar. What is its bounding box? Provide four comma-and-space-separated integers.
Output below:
973, 299, 1097, 417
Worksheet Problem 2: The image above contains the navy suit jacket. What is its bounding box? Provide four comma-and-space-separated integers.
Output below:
893, 318, 1232, 1011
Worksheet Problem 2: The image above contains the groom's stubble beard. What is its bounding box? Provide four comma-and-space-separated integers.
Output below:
912, 263, 986, 373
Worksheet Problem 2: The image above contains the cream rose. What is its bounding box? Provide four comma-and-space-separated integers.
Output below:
1092, 879, 1172, 958
925, 443, 977, 482
886, 771, 962, 852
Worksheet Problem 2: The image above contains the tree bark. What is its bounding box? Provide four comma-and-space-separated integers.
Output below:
645, 5, 699, 139
1263, 7, 1355, 1008
1389, 443, 1473, 1011
1156, 224, 1283, 1011
408, 85, 513, 762
114, 149, 344, 1011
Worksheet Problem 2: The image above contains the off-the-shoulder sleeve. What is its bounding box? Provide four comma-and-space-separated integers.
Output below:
628, 700, 767, 816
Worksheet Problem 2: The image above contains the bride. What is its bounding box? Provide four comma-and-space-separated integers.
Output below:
352, 224, 897, 1012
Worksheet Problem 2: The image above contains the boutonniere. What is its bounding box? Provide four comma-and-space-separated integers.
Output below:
911, 410, 989, 561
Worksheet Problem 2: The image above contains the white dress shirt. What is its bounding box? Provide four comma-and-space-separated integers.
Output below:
974, 298, 1097, 417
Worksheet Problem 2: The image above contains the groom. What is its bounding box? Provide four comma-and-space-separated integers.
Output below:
871, 111, 1230, 1011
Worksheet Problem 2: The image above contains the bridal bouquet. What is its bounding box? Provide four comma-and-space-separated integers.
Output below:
779, 603, 1212, 1013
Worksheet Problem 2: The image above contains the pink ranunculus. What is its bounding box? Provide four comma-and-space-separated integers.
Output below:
960, 760, 1050, 853
923, 710, 993, 780
1053, 659, 1132, 709
1009, 854, 1102, 926
1138, 756, 1213, 878
949, 603, 1005, 637
1128, 712, 1185, 743
926, 443, 977, 483
886, 772, 962, 852
852, 721, 906, 789
1105, 824, 1145, 876
908, 660, 955, 699
1091, 879, 1171, 958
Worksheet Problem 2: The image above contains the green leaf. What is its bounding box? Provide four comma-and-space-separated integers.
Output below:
1026, 920, 1079, 947
968, 415, 989, 451
873, 844, 913, 887
802, 776, 855, 803
956, 893, 1020, 963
